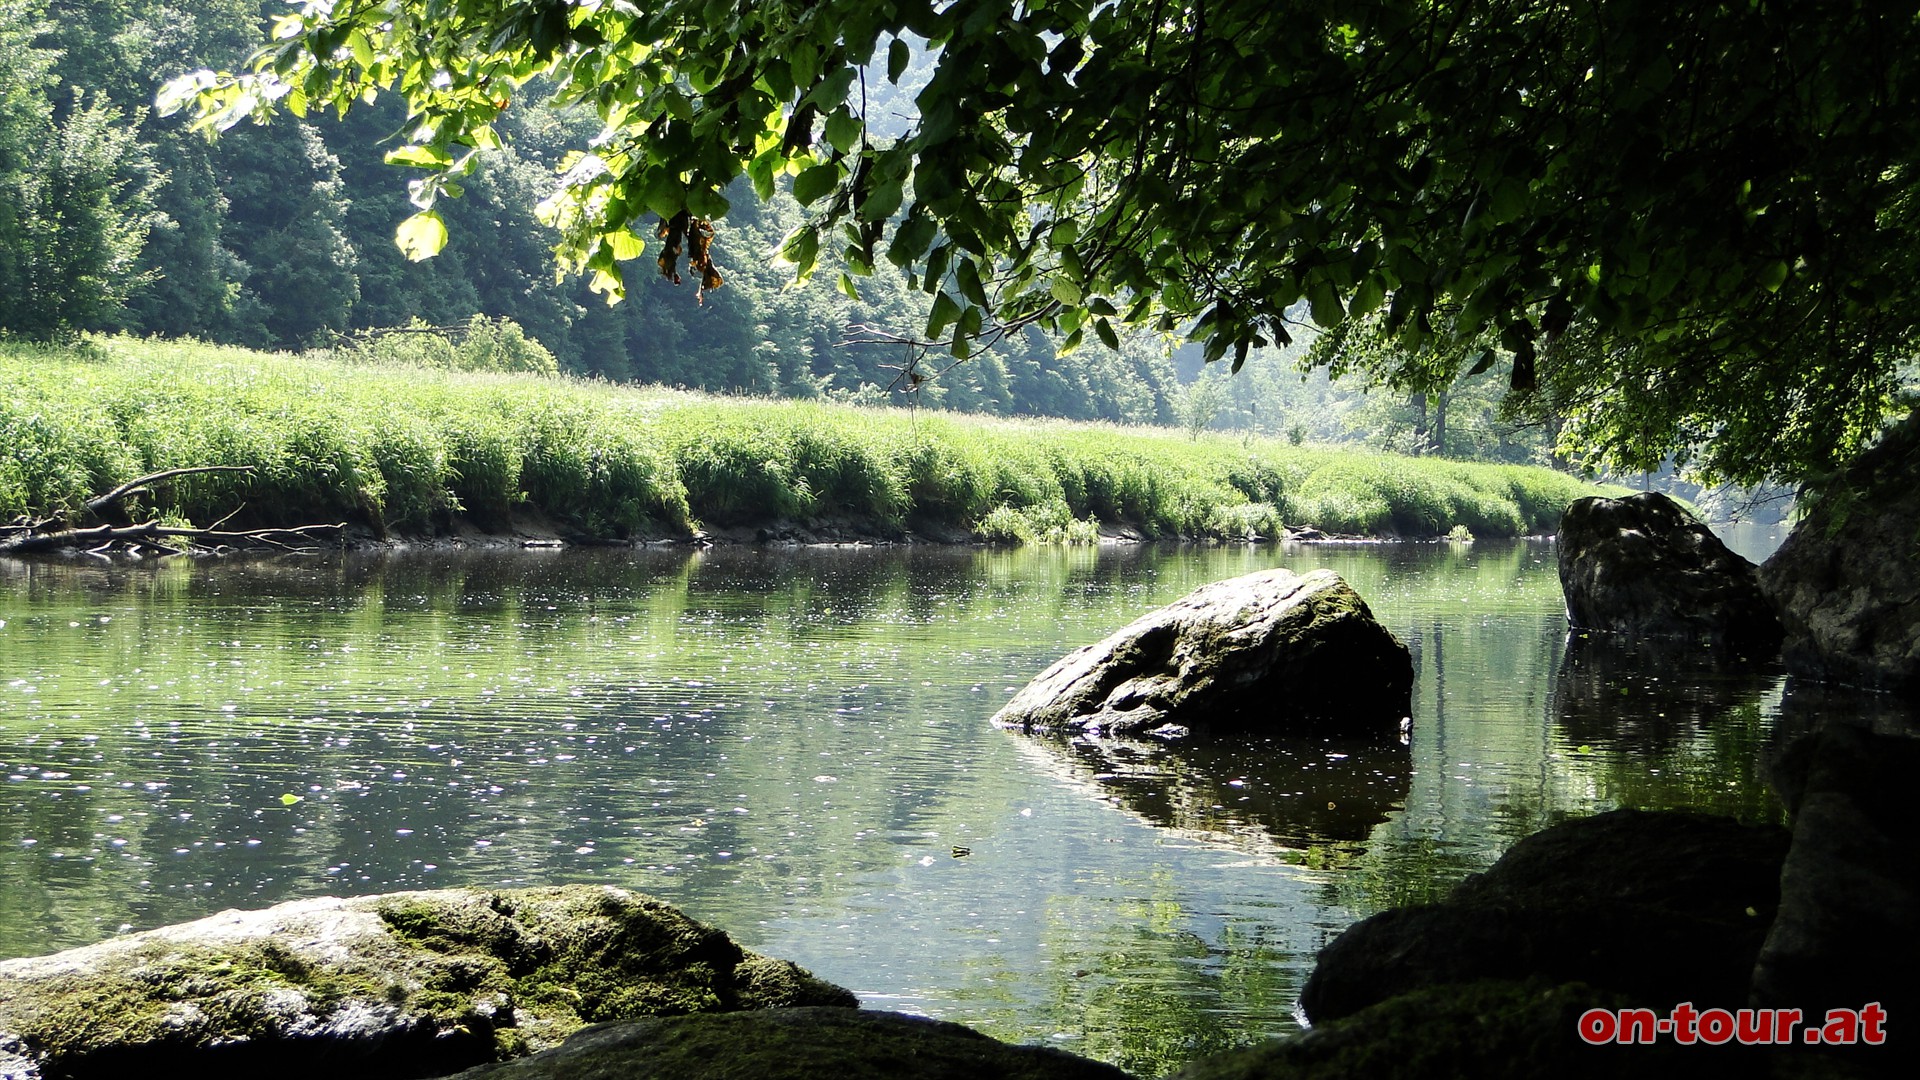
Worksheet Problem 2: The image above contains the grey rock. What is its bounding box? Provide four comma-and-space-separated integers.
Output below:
1760, 411, 1920, 695
445, 1007, 1138, 1080
990, 568, 1413, 740
1557, 492, 1780, 649
0, 885, 853, 1080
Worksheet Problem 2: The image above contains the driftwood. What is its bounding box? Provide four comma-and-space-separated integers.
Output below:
0, 466, 344, 557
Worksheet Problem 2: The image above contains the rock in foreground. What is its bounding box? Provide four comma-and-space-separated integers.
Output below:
0, 885, 854, 1080
1753, 724, 1920, 1025
990, 568, 1412, 740
1173, 980, 1691, 1080
446, 1007, 1137, 1080
1299, 810, 1789, 1023
1557, 492, 1780, 649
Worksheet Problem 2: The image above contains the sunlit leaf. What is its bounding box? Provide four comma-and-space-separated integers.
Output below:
395, 211, 448, 261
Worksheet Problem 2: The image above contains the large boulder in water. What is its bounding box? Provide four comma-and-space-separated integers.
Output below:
1557, 491, 1780, 650
989, 568, 1412, 740
0, 885, 854, 1080
1759, 411, 1920, 695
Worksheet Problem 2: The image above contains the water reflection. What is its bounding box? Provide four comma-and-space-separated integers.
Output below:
0, 539, 1807, 1074
1555, 632, 1783, 750
1011, 732, 1412, 866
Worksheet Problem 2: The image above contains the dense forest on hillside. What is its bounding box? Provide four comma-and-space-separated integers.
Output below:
2, 1, 1617, 477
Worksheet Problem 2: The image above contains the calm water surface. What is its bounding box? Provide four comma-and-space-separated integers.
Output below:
0, 534, 1791, 1075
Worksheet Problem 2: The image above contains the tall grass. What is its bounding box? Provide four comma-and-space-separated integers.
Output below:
0, 337, 1623, 541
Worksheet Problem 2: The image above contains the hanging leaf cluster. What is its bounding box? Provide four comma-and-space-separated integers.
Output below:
655, 210, 722, 302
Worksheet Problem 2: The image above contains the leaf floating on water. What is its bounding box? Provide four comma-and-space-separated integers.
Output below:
280, 793, 305, 806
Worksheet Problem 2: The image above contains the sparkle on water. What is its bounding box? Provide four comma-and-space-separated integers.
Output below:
0, 534, 1788, 1076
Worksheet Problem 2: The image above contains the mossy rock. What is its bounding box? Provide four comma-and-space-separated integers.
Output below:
0, 885, 854, 1080
444, 1007, 1138, 1080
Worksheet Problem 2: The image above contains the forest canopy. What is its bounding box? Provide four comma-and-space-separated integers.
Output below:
169, 0, 1920, 485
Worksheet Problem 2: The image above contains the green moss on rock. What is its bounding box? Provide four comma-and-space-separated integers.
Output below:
0, 885, 855, 1080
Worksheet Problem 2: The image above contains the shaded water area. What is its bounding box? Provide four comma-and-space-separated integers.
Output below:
0, 534, 1792, 1075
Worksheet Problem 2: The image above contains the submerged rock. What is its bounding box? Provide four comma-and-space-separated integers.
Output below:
1557, 492, 1780, 649
1299, 810, 1789, 1023
990, 568, 1413, 740
445, 1007, 1137, 1080
0, 885, 854, 1080
1760, 410, 1920, 695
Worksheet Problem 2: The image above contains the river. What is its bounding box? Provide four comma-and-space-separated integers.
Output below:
0, 532, 1790, 1075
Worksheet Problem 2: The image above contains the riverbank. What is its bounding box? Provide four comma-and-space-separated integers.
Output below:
1, 337, 1622, 546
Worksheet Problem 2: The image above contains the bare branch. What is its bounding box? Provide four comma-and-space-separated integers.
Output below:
1, 520, 344, 557
86, 465, 257, 516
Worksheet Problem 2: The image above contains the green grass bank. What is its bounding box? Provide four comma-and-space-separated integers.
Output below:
1, 337, 1621, 543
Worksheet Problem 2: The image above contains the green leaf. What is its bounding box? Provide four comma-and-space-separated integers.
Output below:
641, 171, 685, 220
836, 272, 859, 299
686, 186, 730, 218
1488, 179, 1529, 224
857, 176, 903, 222
1094, 317, 1119, 350
956, 258, 989, 308
1049, 276, 1083, 305
802, 67, 857, 111
608, 229, 645, 261
1466, 349, 1497, 376
776, 226, 821, 280
1759, 259, 1790, 293
824, 108, 862, 153
1349, 276, 1385, 318
385, 144, 452, 168
1308, 280, 1344, 327
395, 211, 448, 261
889, 38, 911, 83
280, 793, 305, 806
927, 290, 962, 339
793, 162, 840, 205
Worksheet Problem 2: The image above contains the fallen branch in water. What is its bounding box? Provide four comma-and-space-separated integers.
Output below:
1, 465, 345, 557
